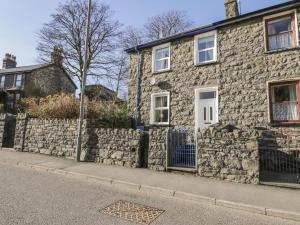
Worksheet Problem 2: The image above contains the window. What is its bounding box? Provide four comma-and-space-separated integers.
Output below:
265, 13, 297, 51
15, 74, 23, 87
0, 76, 5, 88
270, 82, 300, 122
151, 93, 170, 124
152, 44, 170, 73
195, 31, 217, 64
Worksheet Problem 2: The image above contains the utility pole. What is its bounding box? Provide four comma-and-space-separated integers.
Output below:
76, 0, 92, 162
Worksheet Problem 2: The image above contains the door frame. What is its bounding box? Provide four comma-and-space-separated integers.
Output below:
194, 86, 219, 131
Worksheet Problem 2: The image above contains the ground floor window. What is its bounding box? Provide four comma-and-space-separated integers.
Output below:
270, 81, 300, 122
150, 92, 170, 125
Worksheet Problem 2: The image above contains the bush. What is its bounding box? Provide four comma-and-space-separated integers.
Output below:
19, 94, 130, 128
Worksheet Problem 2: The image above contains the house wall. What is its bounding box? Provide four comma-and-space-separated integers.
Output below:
25, 65, 76, 97
128, 8, 300, 128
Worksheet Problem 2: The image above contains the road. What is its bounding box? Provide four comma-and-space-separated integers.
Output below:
0, 163, 298, 225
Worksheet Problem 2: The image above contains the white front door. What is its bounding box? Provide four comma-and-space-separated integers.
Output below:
196, 88, 218, 129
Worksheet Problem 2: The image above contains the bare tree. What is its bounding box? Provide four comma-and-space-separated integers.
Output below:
121, 26, 144, 49
36, 0, 121, 85
144, 10, 194, 41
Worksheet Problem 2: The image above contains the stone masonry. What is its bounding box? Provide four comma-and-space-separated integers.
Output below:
12, 114, 143, 168
128, 8, 300, 128
197, 124, 259, 184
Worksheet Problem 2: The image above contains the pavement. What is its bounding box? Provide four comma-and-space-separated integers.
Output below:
1, 163, 298, 225
0, 149, 300, 223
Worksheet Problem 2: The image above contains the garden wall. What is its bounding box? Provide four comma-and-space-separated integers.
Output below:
197, 125, 260, 184
13, 114, 144, 168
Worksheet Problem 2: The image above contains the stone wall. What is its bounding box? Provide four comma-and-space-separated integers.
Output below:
128, 8, 300, 128
13, 115, 144, 168
21, 117, 78, 158
93, 128, 143, 168
148, 127, 168, 171
197, 125, 259, 184
0, 114, 7, 147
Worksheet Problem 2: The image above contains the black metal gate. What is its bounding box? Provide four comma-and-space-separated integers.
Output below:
167, 128, 196, 169
259, 149, 300, 185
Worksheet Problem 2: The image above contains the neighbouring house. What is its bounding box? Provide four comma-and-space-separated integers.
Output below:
84, 84, 117, 101
126, 0, 300, 185
0, 47, 77, 111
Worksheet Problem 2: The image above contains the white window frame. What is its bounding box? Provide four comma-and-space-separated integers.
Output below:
194, 31, 218, 65
15, 74, 23, 87
150, 92, 170, 125
263, 10, 299, 52
0, 76, 5, 88
152, 43, 171, 73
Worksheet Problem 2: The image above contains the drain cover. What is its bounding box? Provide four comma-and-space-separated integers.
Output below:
101, 200, 165, 225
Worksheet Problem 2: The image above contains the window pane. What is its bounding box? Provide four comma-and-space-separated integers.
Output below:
199, 49, 214, 62
271, 84, 298, 121
155, 59, 169, 71
155, 47, 169, 59
155, 96, 168, 108
154, 109, 169, 123
272, 84, 297, 103
200, 91, 216, 99
268, 32, 292, 50
198, 36, 214, 50
268, 17, 291, 35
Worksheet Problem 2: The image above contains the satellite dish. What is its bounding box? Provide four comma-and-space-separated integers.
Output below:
150, 77, 156, 85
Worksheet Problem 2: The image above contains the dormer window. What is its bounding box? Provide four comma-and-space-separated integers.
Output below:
152, 43, 170, 73
265, 13, 298, 51
15, 74, 23, 87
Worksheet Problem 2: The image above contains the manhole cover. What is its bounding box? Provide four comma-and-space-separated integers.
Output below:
101, 200, 165, 225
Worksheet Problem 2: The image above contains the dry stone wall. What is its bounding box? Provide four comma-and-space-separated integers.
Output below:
197, 125, 259, 184
148, 127, 168, 171
13, 115, 144, 168
93, 128, 143, 168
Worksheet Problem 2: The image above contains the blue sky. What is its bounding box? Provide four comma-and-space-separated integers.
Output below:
0, 0, 287, 66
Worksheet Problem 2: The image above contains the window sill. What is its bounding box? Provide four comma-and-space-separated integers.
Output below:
265, 46, 300, 54
268, 121, 300, 127
152, 69, 172, 75
195, 61, 218, 67
149, 123, 170, 127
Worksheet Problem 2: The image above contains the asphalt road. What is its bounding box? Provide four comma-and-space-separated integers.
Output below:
0, 163, 298, 225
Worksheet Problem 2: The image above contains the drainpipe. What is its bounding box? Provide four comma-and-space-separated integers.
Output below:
134, 47, 142, 128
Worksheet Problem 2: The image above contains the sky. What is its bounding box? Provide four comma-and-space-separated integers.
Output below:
0, 0, 288, 67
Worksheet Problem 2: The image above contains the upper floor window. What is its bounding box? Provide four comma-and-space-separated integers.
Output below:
150, 92, 170, 125
0, 76, 5, 88
269, 81, 300, 122
15, 74, 23, 87
152, 44, 170, 73
195, 31, 217, 65
265, 13, 298, 51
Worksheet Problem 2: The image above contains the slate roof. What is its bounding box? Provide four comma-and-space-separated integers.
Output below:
0, 64, 49, 75
125, 0, 300, 53
0, 63, 77, 88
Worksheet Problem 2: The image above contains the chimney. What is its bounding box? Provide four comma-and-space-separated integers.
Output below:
225, 0, 239, 19
51, 46, 63, 66
2, 53, 17, 69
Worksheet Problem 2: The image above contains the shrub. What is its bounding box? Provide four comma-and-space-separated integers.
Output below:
19, 94, 130, 128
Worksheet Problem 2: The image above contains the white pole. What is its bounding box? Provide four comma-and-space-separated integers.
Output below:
76, 0, 92, 162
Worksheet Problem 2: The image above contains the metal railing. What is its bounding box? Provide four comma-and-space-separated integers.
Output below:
260, 149, 300, 184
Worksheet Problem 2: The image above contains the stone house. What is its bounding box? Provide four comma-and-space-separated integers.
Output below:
0, 48, 76, 111
84, 84, 118, 101
126, 1, 300, 185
